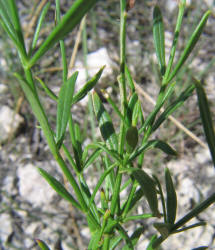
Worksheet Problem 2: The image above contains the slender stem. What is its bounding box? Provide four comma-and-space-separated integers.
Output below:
103, 235, 110, 250
118, 0, 127, 154
110, 0, 127, 218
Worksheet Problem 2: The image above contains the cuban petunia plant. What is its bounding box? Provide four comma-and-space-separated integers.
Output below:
1, 0, 215, 249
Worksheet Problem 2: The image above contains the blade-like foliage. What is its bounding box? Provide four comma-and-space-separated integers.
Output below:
125, 168, 160, 217
194, 78, 215, 167
153, 5, 166, 75
165, 168, 177, 224
36, 239, 50, 250
125, 126, 138, 153
129, 140, 177, 162
38, 168, 82, 211
72, 66, 105, 105
167, 10, 211, 83
152, 83, 195, 131
28, 0, 100, 67
31, 2, 51, 52
56, 71, 78, 147
15, 73, 57, 156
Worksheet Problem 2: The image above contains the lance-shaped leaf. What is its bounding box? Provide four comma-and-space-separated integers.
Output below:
129, 140, 177, 162
56, 71, 78, 147
140, 81, 176, 133
153, 5, 166, 75
152, 83, 195, 131
146, 235, 158, 250
153, 222, 170, 239
92, 91, 118, 151
36, 239, 50, 250
129, 168, 160, 217
14, 74, 57, 157
165, 168, 177, 224
38, 168, 82, 211
72, 66, 105, 105
0, 0, 26, 58
167, 10, 211, 83
125, 126, 138, 153
194, 78, 215, 167
31, 2, 51, 52
28, 0, 100, 67
126, 93, 138, 127
122, 227, 145, 250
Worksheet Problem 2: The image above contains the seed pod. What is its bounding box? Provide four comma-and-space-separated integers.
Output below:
125, 126, 138, 153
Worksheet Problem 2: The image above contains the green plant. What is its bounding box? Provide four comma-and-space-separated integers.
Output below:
0, 0, 215, 249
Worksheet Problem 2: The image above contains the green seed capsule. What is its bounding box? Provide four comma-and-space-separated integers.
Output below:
126, 126, 138, 153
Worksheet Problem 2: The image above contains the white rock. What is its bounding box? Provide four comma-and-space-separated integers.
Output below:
0, 213, 13, 244
0, 106, 24, 143
80, 227, 91, 240
0, 84, 8, 94
17, 163, 56, 207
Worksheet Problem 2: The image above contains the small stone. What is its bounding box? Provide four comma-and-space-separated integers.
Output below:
17, 163, 56, 207
0, 106, 24, 143
0, 213, 13, 244
0, 84, 8, 94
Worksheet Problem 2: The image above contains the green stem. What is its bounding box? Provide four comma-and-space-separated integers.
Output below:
102, 235, 110, 250
118, 0, 127, 154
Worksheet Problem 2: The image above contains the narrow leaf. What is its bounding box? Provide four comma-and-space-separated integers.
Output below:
194, 78, 215, 167
152, 83, 195, 131
123, 214, 153, 223
192, 247, 208, 250
172, 221, 206, 234
146, 235, 158, 250
35, 76, 58, 102
129, 139, 177, 162
126, 93, 138, 126
165, 168, 177, 224
129, 168, 160, 217
167, 10, 211, 83
89, 163, 118, 208
141, 81, 176, 132
72, 66, 105, 105
163, 0, 186, 83
38, 168, 82, 211
125, 126, 139, 153
125, 64, 135, 93
31, 2, 51, 51
122, 227, 145, 250
153, 222, 170, 239
92, 91, 118, 151
110, 236, 123, 250
153, 5, 166, 75
14, 74, 57, 156
28, 0, 100, 67
56, 71, 78, 147
36, 239, 50, 250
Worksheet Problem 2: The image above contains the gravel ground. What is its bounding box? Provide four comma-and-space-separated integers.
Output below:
0, 0, 215, 249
